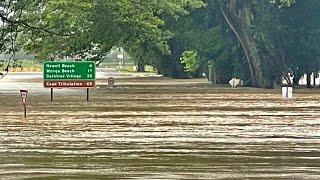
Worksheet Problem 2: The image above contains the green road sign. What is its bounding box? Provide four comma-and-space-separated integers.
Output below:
44, 61, 95, 80
43, 61, 96, 88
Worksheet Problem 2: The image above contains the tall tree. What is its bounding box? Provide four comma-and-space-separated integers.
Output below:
217, 0, 264, 87
216, 0, 298, 88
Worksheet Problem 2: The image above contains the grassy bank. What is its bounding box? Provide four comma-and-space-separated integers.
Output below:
0, 60, 42, 72
118, 65, 156, 73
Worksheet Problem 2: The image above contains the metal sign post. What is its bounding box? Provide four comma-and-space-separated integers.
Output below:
20, 90, 28, 118
51, 88, 53, 101
87, 88, 89, 101
50, 58, 54, 101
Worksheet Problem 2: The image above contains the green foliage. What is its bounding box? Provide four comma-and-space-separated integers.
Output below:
180, 50, 199, 73
251, 0, 287, 82
282, 0, 320, 77
20, 60, 41, 68
0, 60, 40, 70
151, 0, 242, 80
16, 0, 204, 61
270, 0, 296, 8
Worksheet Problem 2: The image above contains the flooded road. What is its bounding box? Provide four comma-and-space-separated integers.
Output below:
1, 83, 320, 179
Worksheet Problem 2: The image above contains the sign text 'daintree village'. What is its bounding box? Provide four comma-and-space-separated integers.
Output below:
43, 61, 96, 88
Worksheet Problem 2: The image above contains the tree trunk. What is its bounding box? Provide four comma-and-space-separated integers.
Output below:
213, 66, 217, 84
264, 76, 275, 89
218, 0, 263, 87
313, 71, 317, 87
137, 62, 145, 72
293, 75, 300, 85
307, 73, 312, 88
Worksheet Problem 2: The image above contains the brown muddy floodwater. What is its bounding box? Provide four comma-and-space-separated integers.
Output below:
1, 83, 320, 179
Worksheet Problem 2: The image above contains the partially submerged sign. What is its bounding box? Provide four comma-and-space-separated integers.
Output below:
229, 78, 241, 88
20, 90, 28, 118
282, 86, 293, 98
20, 90, 28, 105
43, 61, 96, 88
108, 77, 115, 85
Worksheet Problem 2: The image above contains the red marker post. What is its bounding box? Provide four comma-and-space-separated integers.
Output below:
20, 90, 28, 118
